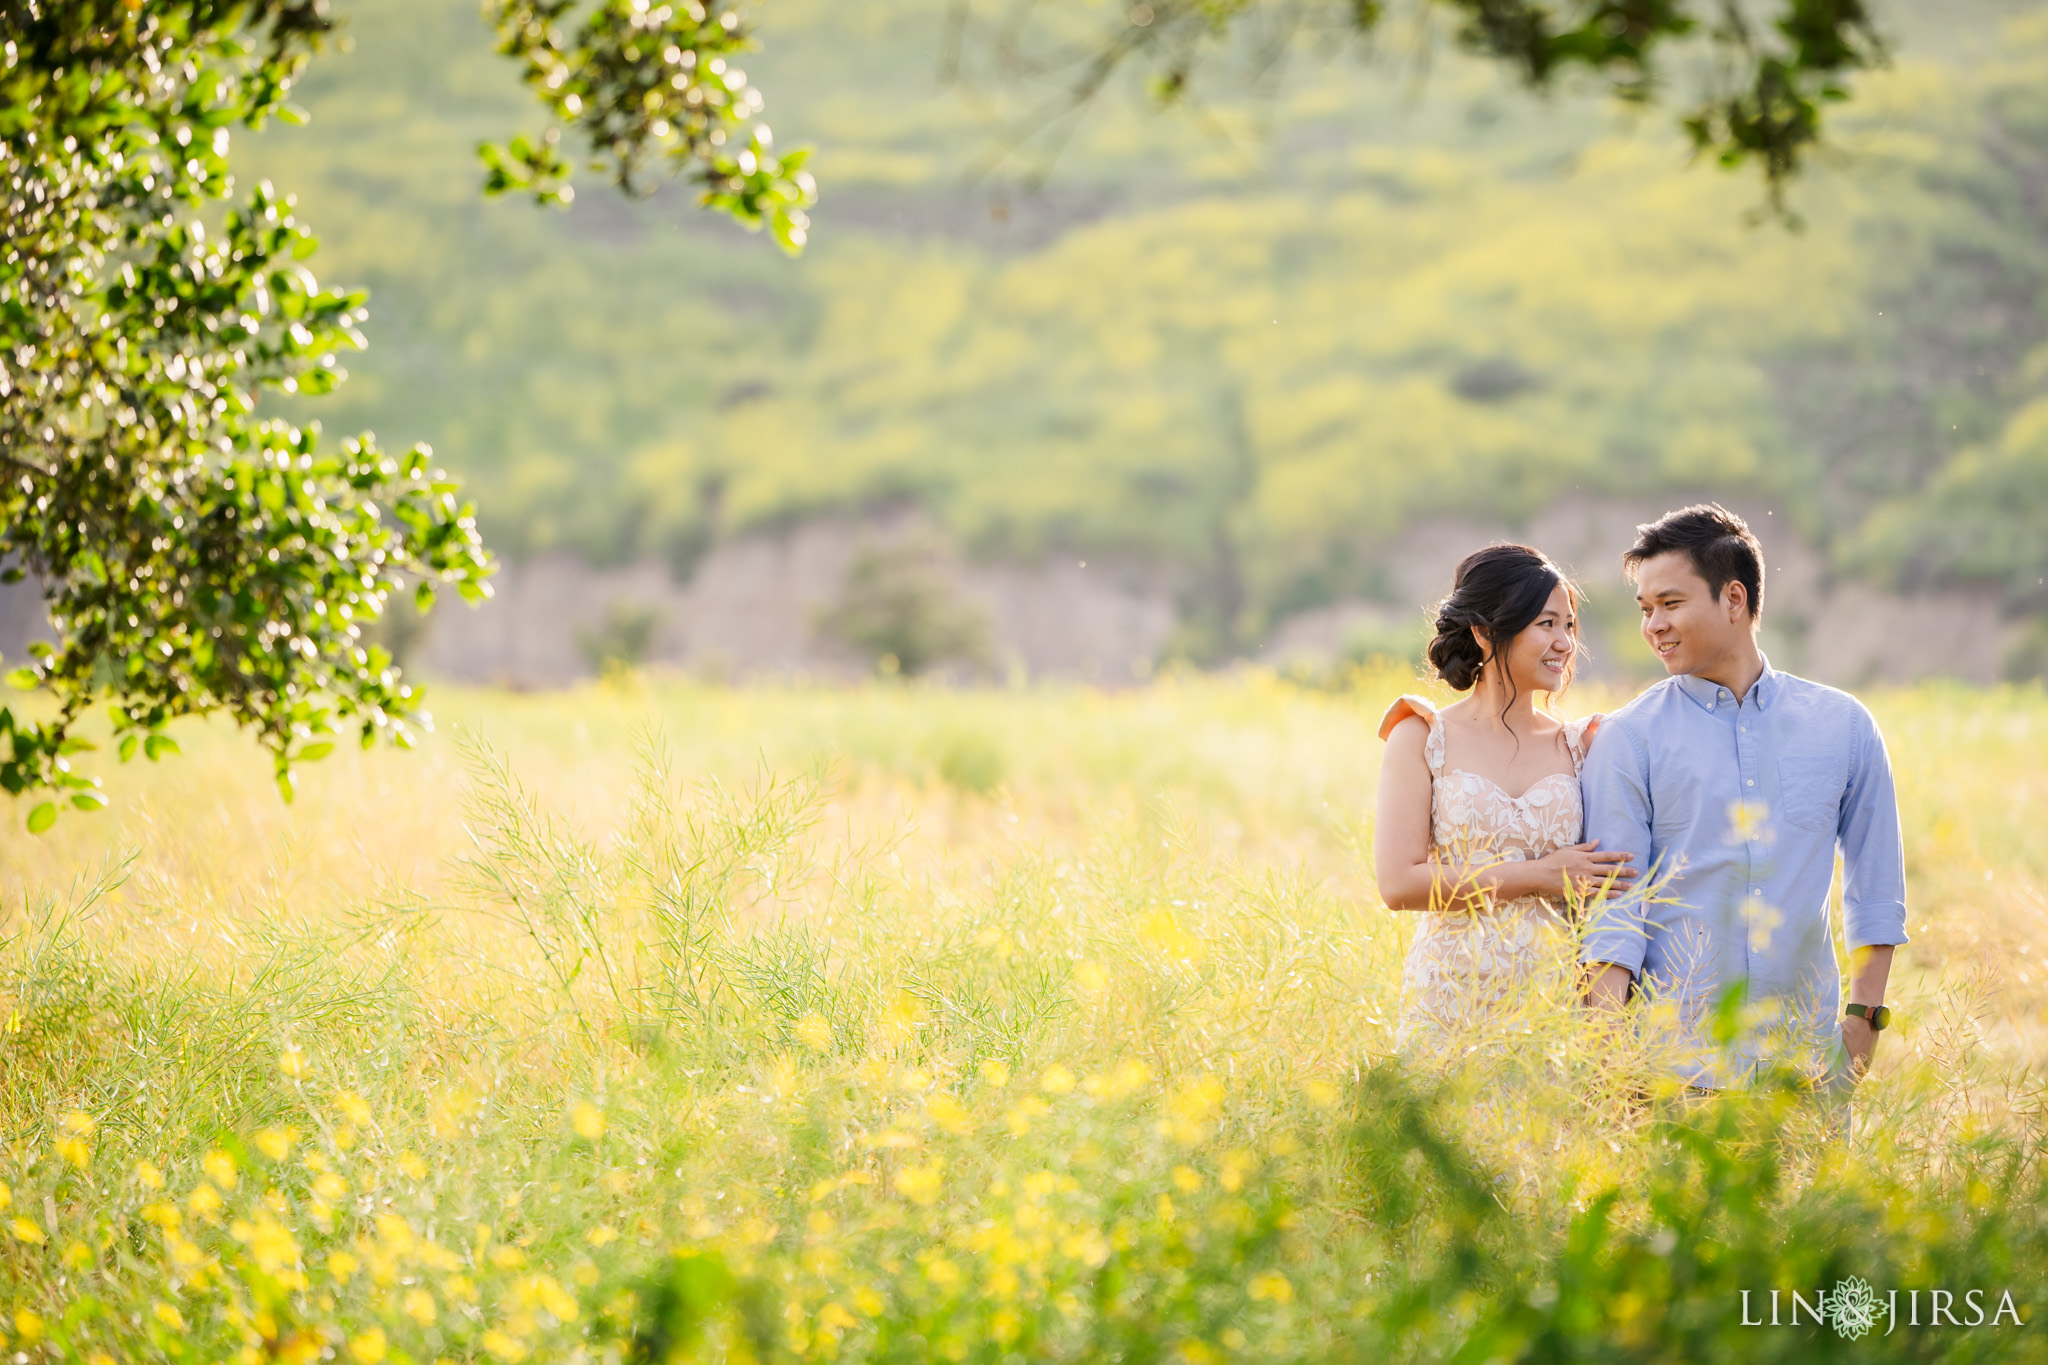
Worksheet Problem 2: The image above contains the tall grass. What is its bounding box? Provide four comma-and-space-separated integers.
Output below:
0, 671, 2043, 1362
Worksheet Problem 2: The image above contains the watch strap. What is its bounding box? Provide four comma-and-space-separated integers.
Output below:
1845, 1003, 1889, 1031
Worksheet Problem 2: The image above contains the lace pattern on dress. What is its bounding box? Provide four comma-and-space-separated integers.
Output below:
1383, 695, 1599, 1053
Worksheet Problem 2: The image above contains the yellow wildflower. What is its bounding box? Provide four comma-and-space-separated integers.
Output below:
1004, 1097, 1051, 1136
375, 1212, 415, 1254
327, 1250, 360, 1284
0, 1180, 9, 1209
1038, 1064, 1075, 1095
164, 1231, 206, 1269
892, 1158, 944, 1206
202, 1149, 238, 1189
255, 1128, 296, 1161
153, 1302, 187, 1331
334, 1091, 372, 1127
347, 1326, 387, 1364
135, 1159, 166, 1190
14, 1309, 45, 1341
278, 1046, 307, 1080
531, 1273, 579, 1321
587, 1224, 619, 1247
190, 1183, 224, 1218
480, 1329, 528, 1362
11, 1216, 46, 1244
401, 1289, 436, 1325
979, 1058, 1011, 1088
926, 1093, 974, 1136
397, 1149, 427, 1181
312, 1171, 347, 1202
1247, 1270, 1293, 1304
794, 1012, 834, 1052
571, 1101, 606, 1140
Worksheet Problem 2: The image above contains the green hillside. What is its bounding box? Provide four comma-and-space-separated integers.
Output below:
242, 0, 2048, 664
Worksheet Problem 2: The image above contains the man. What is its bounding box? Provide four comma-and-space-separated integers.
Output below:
1579, 504, 1907, 1096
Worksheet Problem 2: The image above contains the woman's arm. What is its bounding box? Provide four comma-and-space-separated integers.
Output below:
1374, 717, 1635, 911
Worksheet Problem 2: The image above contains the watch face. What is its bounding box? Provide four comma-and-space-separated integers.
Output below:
1871, 1005, 1891, 1029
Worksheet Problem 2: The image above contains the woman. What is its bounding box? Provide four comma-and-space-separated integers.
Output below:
1375, 544, 1636, 1052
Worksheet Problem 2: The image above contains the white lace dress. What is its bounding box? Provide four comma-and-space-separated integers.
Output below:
1379, 695, 1600, 1053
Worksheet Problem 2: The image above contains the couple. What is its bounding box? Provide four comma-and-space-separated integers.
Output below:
1374, 504, 1908, 1096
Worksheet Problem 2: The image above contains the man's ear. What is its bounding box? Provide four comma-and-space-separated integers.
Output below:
1723, 581, 1749, 622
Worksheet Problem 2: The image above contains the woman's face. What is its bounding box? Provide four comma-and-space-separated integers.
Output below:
1489, 583, 1577, 694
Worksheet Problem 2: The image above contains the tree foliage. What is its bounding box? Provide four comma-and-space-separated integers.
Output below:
952, 0, 1884, 210
0, 0, 817, 823
479, 0, 816, 251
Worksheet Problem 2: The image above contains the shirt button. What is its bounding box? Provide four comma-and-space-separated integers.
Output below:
1746, 778, 1754, 787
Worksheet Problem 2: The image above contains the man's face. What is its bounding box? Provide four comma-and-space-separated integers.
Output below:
1635, 550, 1748, 676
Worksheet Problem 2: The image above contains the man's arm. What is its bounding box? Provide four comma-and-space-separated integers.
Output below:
1578, 718, 1654, 1008
1838, 709, 1909, 1074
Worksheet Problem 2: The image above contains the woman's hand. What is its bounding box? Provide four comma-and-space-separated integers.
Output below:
1539, 839, 1637, 897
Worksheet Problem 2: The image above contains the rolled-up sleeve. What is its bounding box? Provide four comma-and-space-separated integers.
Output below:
1840, 709, 1909, 950
1578, 721, 1654, 975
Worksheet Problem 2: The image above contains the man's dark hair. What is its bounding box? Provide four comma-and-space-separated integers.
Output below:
1623, 503, 1764, 620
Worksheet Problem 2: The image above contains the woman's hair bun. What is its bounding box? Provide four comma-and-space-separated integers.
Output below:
1424, 543, 1576, 695
1427, 621, 1486, 691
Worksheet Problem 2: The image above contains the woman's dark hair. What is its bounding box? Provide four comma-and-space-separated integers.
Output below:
1622, 502, 1764, 620
1427, 545, 1579, 709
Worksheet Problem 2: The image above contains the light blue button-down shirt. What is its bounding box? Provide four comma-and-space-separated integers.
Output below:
1579, 658, 1908, 1088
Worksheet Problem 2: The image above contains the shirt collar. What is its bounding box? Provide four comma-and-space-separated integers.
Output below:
1675, 653, 1775, 714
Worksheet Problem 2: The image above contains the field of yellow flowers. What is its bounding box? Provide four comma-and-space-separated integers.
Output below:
1, 671, 2045, 1363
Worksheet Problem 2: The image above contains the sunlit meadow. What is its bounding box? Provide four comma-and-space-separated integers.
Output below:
1, 670, 2045, 1362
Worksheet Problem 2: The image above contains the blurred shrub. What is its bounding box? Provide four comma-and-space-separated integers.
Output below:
579, 599, 665, 672
929, 726, 1007, 794
816, 539, 993, 678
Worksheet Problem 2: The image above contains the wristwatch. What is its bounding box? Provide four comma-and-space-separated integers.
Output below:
1844, 1003, 1890, 1030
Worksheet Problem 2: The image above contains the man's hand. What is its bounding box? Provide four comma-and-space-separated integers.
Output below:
1582, 962, 1633, 1011
1841, 943, 1896, 1085
1841, 1013, 1879, 1080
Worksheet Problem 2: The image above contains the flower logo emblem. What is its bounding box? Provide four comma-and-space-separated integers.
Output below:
1830, 1276, 1881, 1340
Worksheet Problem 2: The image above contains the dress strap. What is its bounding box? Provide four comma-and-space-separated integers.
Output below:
1378, 694, 1445, 777
1562, 713, 1603, 773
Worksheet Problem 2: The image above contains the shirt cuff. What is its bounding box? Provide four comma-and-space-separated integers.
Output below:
1844, 900, 1909, 951
1578, 905, 1650, 975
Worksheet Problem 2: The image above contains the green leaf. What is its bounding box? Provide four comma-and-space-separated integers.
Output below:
144, 735, 181, 762
26, 802, 55, 833
119, 734, 139, 762
70, 791, 108, 812
276, 770, 297, 805
6, 668, 39, 691
297, 743, 334, 763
